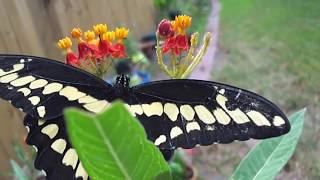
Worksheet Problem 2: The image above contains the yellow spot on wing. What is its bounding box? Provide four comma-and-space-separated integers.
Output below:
154, 135, 167, 146
170, 126, 183, 139
76, 162, 88, 180
28, 96, 40, 105
62, 149, 78, 169
10, 76, 36, 87
130, 104, 143, 116
38, 119, 45, 126
164, 103, 179, 121
180, 104, 195, 121
41, 124, 59, 139
0, 73, 19, 83
18, 88, 31, 96
29, 79, 48, 89
247, 111, 271, 126
141, 102, 163, 117
37, 106, 46, 117
51, 139, 67, 154
186, 121, 201, 133
83, 100, 110, 113
273, 116, 285, 126
59, 86, 86, 101
216, 94, 250, 124
0, 64, 24, 77
194, 105, 215, 124
78, 95, 97, 104
42, 82, 63, 95
213, 108, 230, 125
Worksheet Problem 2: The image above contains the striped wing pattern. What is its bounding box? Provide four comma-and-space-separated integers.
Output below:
0, 55, 290, 179
24, 115, 87, 180
0, 55, 114, 179
129, 80, 290, 150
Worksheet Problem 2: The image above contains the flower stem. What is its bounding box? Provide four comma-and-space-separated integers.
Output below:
176, 32, 199, 78
156, 33, 173, 77
180, 32, 212, 79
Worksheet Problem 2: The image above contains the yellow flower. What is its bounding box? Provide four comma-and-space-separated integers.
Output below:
70, 28, 82, 39
115, 27, 129, 42
172, 15, 192, 34
84, 30, 96, 43
93, 24, 108, 35
57, 37, 72, 50
101, 31, 115, 42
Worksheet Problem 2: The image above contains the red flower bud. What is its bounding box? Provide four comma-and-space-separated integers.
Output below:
162, 37, 176, 53
66, 51, 79, 66
157, 19, 174, 38
78, 42, 99, 60
175, 34, 189, 51
111, 43, 127, 58
97, 40, 112, 58
162, 35, 189, 56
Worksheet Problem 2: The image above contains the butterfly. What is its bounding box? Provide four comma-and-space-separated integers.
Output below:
0, 54, 290, 180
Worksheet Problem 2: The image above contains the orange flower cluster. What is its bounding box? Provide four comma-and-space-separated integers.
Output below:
57, 24, 129, 67
157, 15, 192, 56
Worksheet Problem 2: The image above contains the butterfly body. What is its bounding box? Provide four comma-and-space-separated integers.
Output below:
0, 55, 290, 180
113, 75, 131, 100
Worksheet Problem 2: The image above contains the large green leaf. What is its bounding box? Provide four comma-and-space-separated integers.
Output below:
65, 101, 171, 180
230, 108, 306, 180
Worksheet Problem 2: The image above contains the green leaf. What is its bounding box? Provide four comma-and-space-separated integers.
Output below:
65, 101, 171, 180
230, 108, 306, 180
10, 160, 28, 180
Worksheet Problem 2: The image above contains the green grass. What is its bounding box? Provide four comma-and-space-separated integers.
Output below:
212, 0, 320, 178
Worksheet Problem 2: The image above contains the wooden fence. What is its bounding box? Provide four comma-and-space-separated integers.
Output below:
0, 0, 156, 174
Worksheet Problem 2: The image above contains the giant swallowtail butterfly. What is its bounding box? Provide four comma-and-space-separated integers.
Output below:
0, 55, 290, 179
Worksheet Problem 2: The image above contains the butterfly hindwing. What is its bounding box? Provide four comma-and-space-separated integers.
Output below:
130, 79, 290, 149
24, 115, 87, 180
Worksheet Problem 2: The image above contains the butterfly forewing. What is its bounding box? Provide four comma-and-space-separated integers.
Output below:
130, 80, 290, 149
0, 55, 114, 119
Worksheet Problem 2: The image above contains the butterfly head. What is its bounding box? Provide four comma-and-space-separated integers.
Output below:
115, 74, 130, 88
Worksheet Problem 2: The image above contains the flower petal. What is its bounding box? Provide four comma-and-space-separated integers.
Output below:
66, 52, 79, 66
175, 35, 189, 51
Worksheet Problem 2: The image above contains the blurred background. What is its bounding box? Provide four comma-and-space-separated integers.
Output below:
0, 0, 319, 179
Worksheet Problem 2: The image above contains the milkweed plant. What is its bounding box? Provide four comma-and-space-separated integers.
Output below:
55, 15, 306, 180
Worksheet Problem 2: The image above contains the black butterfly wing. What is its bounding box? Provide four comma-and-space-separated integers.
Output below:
0, 55, 115, 180
24, 115, 87, 180
0, 54, 114, 119
129, 79, 290, 150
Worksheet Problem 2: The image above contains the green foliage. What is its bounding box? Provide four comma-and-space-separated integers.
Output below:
154, 0, 169, 8
230, 108, 306, 180
10, 160, 28, 180
215, 0, 320, 178
65, 101, 171, 180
